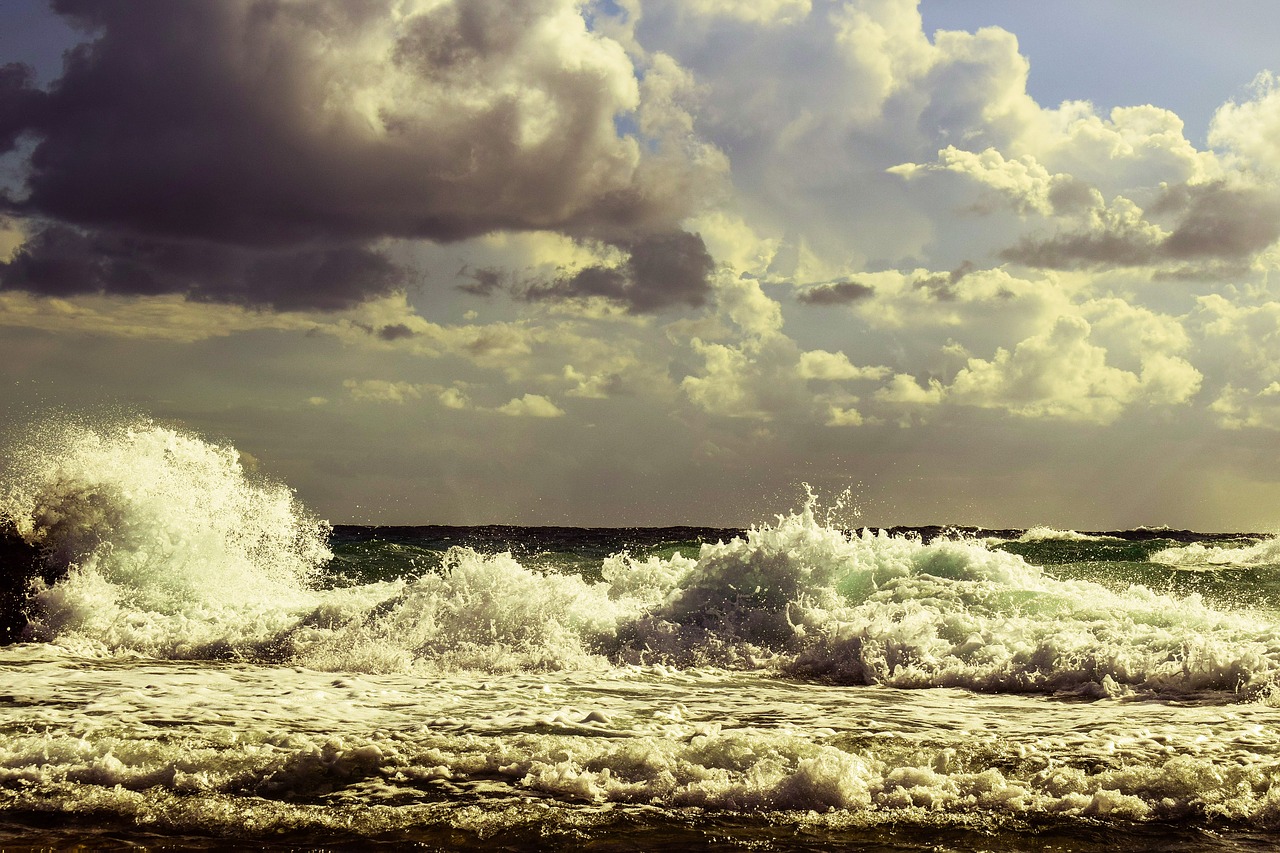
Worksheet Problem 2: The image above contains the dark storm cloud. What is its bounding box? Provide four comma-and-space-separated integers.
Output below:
377, 324, 416, 341
1158, 182, 1280, 260
0, 0, 706, 311
1001, 181, 1280, 272
455, 266, 507, 297
1000, 230, 1160, 269
0, 62, 44, 151
522, 231, 715, 312
0, 224, 401, 310
912, 262, 975, 302
796, 280, 875, 306
237, 246, 406, 311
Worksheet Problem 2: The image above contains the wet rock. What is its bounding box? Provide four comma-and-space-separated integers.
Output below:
0, 521, 60, 645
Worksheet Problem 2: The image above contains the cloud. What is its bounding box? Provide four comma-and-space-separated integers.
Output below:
343, 378, 475, 410
619, 0, 1048, 271
343, 377, 561, 418
376, 323, 415, 341
913, 262, 979, 302
891, 95, 1280, 274
233, 246, 407, 311
495, 393, 565, 418
797, 349, 888, 381
1027, 104, 1212, 194
796, 280, 875, 305
0, 0, 721, 310
823, 406, 863, 426
5, 0, 674, 243
889, 146, 1084, 217
522, 230, 715, 312
998, 180, 1280, 271
1208, 71, 1280, 175
0, 289, 318, 342
1191, 295, 1280, 430
343, 379, 425, 405
456, 267, 507, 297
945, 313, 1200, 423
682, 336, 795, 420
1157, 181, 1280, 261
1210, 383, 1280, 431
0, 62, 44, 152
680, 277, 887, 423
947, 315, 1138, 422
681, 0, 812, 25
563, 365, 624, 399
998, 197, 1166, 269
875, 373, 944, 406
0, 225, 405, 310
438, 387, 470, 410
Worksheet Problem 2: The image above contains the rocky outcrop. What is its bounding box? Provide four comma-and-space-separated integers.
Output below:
0, 522, 61, 644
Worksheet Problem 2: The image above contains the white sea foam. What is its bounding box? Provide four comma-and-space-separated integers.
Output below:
1, 417, 330, 653
1014, 526, 1122, 543
5, 421, 1280, 702
607, 504, 1280, 698
288, 547, 652, 673
6, 424, 1280, 842
1152, 537, 1280, 568
2, 652, 1279, 836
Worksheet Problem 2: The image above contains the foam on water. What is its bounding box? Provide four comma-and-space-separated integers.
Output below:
4, 419, 1280, 702
288, 503, 1280, 700
2, 651, 1279, 840
1014, 526, 1122, 543
1152, 537, 1280, 568
286, 547, 652, 673
5, 421, 1280, 844
610, 504, 1280, 699
1, 417, 330, 654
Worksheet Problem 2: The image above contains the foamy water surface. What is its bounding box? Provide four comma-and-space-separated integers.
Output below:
2, 419, 1279, 850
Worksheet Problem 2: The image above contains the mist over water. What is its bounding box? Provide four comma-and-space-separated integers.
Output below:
1, 417, 1279, 849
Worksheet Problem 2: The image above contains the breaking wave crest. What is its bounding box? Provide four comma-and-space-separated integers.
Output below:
0, 417, 330, 652
1152, 537, 1280, 568
3, 418, 1279, 702
1015, 526, 1122, 543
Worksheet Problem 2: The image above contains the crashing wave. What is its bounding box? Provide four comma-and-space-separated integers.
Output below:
3, 419, 1279, 701
1152, 537, 1280, 568
0, 417, 329, 649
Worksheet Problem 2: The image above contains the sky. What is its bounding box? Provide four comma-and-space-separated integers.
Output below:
3, 0, 1280, 530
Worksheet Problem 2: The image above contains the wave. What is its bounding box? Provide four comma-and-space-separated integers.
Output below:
611, 507, 1280, 699
1014, 526, 1123, 543
0, 416, 329, 651
5, 687, 1278, 835
1152, 537, 1280, 569
3, 418, 1280, 701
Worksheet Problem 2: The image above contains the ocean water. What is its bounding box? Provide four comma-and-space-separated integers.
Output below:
2, 420, 1280, 851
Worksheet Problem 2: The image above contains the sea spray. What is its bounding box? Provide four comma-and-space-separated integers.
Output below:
290, 546, 643, 673
1014, 526, 1124, 543
610, 500, 1280, 698
0, 417, 330, 650
4, 423, 1279, 700
1153, 537, 1280, 568
5, 433, 1280, 845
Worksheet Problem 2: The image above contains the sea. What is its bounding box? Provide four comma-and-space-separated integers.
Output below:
1, 419, 1279, 851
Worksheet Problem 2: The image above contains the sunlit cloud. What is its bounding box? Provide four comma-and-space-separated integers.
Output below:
4, 0, 1280, 527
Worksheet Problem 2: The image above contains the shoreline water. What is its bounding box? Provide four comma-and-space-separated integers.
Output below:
2, 422, 1279, 849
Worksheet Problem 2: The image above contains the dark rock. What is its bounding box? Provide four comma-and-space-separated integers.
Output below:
0, 521, 62, 645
